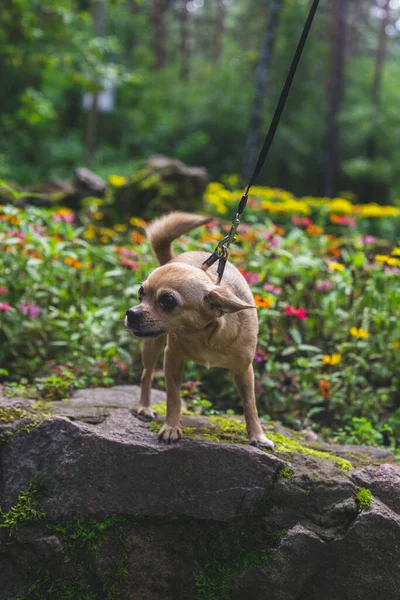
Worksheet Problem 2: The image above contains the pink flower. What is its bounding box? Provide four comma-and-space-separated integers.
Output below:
285, 305, 307, 320
263, 283, 282, 295
359, 235, 376, 245
0, 302, 12, 312
385, 267, 400, 275
260, 231, 273, 241
116, 246, 138, 258
121, 259, 139, 269
0, 287, 7, 294
7, 230, 25, 239
21, 303, 41, 320
29, 224, 47, 236
332, 215, 356, 226
292, 216, 312, 227
250, 273, 260, 283
254, 346, 269, 363
315, 280, 334, 292
206, 220, 219, 230
53, 211, 75, 223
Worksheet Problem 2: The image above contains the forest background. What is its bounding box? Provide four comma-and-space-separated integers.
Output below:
1, 0, 400, 203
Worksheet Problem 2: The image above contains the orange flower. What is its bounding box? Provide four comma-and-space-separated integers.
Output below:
254, 294, 272, 308
52, 235, 63, 243
241, 231, 258, 242
0, 215, 10, 221
199, 233, 219, 243
22, 249, 42, 259
64, 257, 82, 268
307, 224, 323, 236
328, 246, 341, 257
131, 231, 145, 245
319, 379, 331, 399
273, 225, 286, 237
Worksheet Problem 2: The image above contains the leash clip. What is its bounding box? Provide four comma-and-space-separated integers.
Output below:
202, 209, 242, 284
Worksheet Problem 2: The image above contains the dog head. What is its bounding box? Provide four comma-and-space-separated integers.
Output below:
125, 262, 255, 338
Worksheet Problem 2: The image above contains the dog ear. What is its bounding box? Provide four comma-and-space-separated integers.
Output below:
204, 287, 256, 315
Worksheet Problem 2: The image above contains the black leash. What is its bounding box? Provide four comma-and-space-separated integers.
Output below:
202, 0, 320, 284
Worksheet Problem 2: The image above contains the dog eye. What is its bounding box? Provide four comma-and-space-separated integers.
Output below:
159, 293, 177, 312
138, 286, 144, 300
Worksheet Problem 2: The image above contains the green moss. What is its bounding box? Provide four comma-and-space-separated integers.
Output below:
277, 467, 294, 479
265, 432, 353, 470
152, 401, 195, 417
355, 487, 373, 511
0, 407, 27, 423
16, 571, 96, 600
148, 415, 352, 469
194, 516, 280, 600
0, 482, 45, 535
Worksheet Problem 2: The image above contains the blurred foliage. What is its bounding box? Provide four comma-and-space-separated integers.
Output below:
1, 0, 400, 202
1, 181, 399, 453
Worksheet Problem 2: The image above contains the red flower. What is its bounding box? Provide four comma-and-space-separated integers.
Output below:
121, 259, 139, 269
285, 305, 307, 320
0, 302, 12, 312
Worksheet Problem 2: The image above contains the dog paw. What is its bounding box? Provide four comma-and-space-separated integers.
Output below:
249, 434, 275, 450
133, 406, 157, 421
158, 424, 182, 444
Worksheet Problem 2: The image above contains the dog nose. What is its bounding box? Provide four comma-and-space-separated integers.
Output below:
126, 308, 142, 325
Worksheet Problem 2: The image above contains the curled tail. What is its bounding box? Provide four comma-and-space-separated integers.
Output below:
146, 211, 212, 265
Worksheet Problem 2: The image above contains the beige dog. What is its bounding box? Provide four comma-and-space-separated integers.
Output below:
125, 212, 274, 449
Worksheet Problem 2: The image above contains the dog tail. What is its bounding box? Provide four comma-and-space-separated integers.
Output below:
146, 211, 212, 265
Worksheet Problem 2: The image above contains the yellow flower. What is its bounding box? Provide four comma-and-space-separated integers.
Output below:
114, 224, 128, 232
375, 255, 400, 266
129, 217, 147, 228
350, 327, 370, 339
328, 262, 345, 272
392, 248, 400, 256
109, 175, 128, 187
387, 257, 400, 266
93, 211, 104, 220
328, 198, 353, 214
393, 341, 400, 349
356, 204, 400, 218
322, 353, 342, 365
83, 229, 96, 240
100, 236, 109, 243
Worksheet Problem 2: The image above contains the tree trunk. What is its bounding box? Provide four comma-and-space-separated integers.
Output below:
363, 0, 390, 201
153, 0, 166, 70
371, 0, 390, 113
212, 0, 225, 64
84, 0, 107, 167
242, 0, 283, 182
179, 0, 190, 80
323, 0, 348, 198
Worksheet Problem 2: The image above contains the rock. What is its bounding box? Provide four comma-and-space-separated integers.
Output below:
73, 167, 107, 200
0, 386, 400, 600
115, 155, 208, 218
14, 179, 77, 208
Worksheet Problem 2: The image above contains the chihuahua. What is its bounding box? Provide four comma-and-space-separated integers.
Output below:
125, 212, 274, 449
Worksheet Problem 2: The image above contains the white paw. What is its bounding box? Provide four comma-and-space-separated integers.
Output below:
249, 433, 275, 450
158, 424, 182, 444
133, 406, 157, 421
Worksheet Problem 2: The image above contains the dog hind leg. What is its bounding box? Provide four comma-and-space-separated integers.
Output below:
233, 365, 274, 449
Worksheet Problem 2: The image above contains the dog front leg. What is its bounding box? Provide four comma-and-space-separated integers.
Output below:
233, 365, 274, 449
135, 335, 166, 420
158, 348, 184, 443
